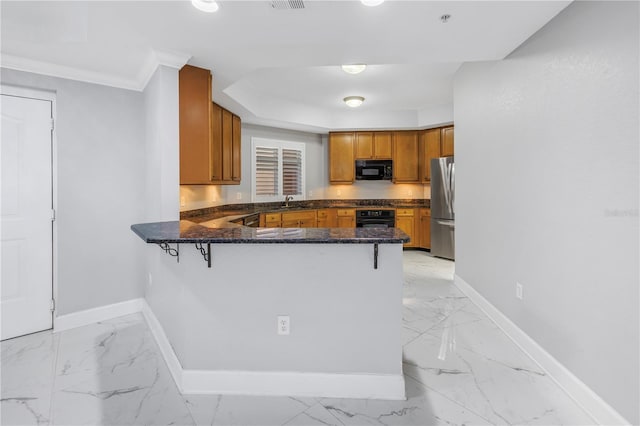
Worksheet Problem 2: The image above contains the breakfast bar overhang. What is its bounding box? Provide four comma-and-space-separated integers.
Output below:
131, 220, 409, 400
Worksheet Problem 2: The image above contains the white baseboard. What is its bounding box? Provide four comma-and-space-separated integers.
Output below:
54, 298, 144, 333
141, 299, 405, 400
182, 369, 406, 400
454, 274, 630, 426
140, 300, 184, 392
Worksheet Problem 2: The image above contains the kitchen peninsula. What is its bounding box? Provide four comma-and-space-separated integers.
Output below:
131, 213, 409, 400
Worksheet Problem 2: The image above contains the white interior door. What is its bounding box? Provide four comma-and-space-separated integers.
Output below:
1, 93, 54, 340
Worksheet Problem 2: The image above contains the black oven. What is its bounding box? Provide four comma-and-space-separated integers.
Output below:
356, 209, 395, 228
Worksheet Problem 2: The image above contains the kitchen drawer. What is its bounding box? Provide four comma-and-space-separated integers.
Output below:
396, 208, 415, 217
317, 209, 329, 219
419, 208, 431, 217
282, 211, 316, 221
336, 209, 356, 217
265, 213, 282, 222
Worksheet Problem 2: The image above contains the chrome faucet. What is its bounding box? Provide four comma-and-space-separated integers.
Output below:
284, 195, 293, 207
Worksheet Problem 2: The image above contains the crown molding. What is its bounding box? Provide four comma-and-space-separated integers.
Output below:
138, 49, 192, 89
1, 49, 190, 92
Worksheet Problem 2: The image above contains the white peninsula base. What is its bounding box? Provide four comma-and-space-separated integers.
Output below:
143, 242, 406, 400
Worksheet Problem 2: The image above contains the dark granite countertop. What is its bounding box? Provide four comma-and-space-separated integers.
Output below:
181, 199, 430, 224
131, 220, 410, 244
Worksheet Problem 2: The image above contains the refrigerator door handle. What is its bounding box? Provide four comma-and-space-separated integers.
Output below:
435, 220, 455, 227
449, 163, 456, 215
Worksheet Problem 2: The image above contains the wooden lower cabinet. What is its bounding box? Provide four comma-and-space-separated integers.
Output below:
417, 208, 431, 249
281, 210, 317, 228
260, 212, 282, 227
395, 208, 416, 247
317, 209, 337, 228
258, 208, 430, 244
336, 209, 356, 228
260, 211, 317, 228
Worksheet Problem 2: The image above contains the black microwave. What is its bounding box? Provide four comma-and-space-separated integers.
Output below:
355, 160, 393, 181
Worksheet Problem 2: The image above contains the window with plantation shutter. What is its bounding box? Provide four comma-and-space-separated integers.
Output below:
251, 138, 305, 202
282, 149, 302, 196
255, 147, 278, 196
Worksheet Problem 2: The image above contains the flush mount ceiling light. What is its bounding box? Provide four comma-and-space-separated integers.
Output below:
343, 96, 365, 108
341, 64, 367, 75
440, 14, 451, 23
361, 0, 384, 6
192, 0, 219, 13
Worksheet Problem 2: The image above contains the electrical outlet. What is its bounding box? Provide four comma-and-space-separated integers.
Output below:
407, 190, 413, 197
308, 190, 313, 198
180, 196, 186, 207
148, 272, 153, 286
277, 315, 290, 335
516, 282, 523, 300
337, 189, 342, 196
236, 192, 242, 200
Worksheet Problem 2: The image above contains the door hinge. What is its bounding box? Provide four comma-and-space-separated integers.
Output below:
50, 299, 56, 312
51, 208, 56, 221
50, 118, 55, 131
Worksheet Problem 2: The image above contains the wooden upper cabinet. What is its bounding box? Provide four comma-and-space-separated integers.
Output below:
179, 65, 212, 184
329, 132, 355, 184
210, 102, 223, 182
231, 115, 241, 182
420, 128, 442, 183
355, 132, 374, 159
373, 132, 392, 159
180, 65, 242, 185
392, 131, 420, 183
441, 126, 454, 157
221, 109, 233, 182
354, 132, 392, 159
210, 102, 241, 185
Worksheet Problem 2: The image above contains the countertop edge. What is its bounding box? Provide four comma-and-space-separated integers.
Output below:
131, 221, 410, 245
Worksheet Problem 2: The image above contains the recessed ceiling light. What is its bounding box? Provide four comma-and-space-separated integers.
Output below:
192, 0, 220, 13
361, 0, 384, 6
341, 64, 367, 75
344, 96, 365, 108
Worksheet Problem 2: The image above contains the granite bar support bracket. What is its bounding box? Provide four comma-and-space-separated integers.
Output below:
374, 243, 378, 269
157, 242, 179, 263
195, 242, 212, 268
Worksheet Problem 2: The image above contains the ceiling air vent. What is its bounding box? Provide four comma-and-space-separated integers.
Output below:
271, 0, 305, 10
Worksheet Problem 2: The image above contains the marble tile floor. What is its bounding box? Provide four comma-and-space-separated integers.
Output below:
1, 251, 595, 426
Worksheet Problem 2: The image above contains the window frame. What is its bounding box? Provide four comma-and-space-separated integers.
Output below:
251, 137, 306, 203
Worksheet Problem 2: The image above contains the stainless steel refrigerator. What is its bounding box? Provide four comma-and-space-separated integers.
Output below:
430, 157, 455, 260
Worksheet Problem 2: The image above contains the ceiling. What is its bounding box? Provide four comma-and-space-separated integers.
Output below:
1, 1, 571, 133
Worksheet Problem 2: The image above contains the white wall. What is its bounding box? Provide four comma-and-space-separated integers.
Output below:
173, 243, 404, 376
144, 65, 180, 221
0, 68, 147, 316
142, 65, 186, 363
454, 2, 639, 423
